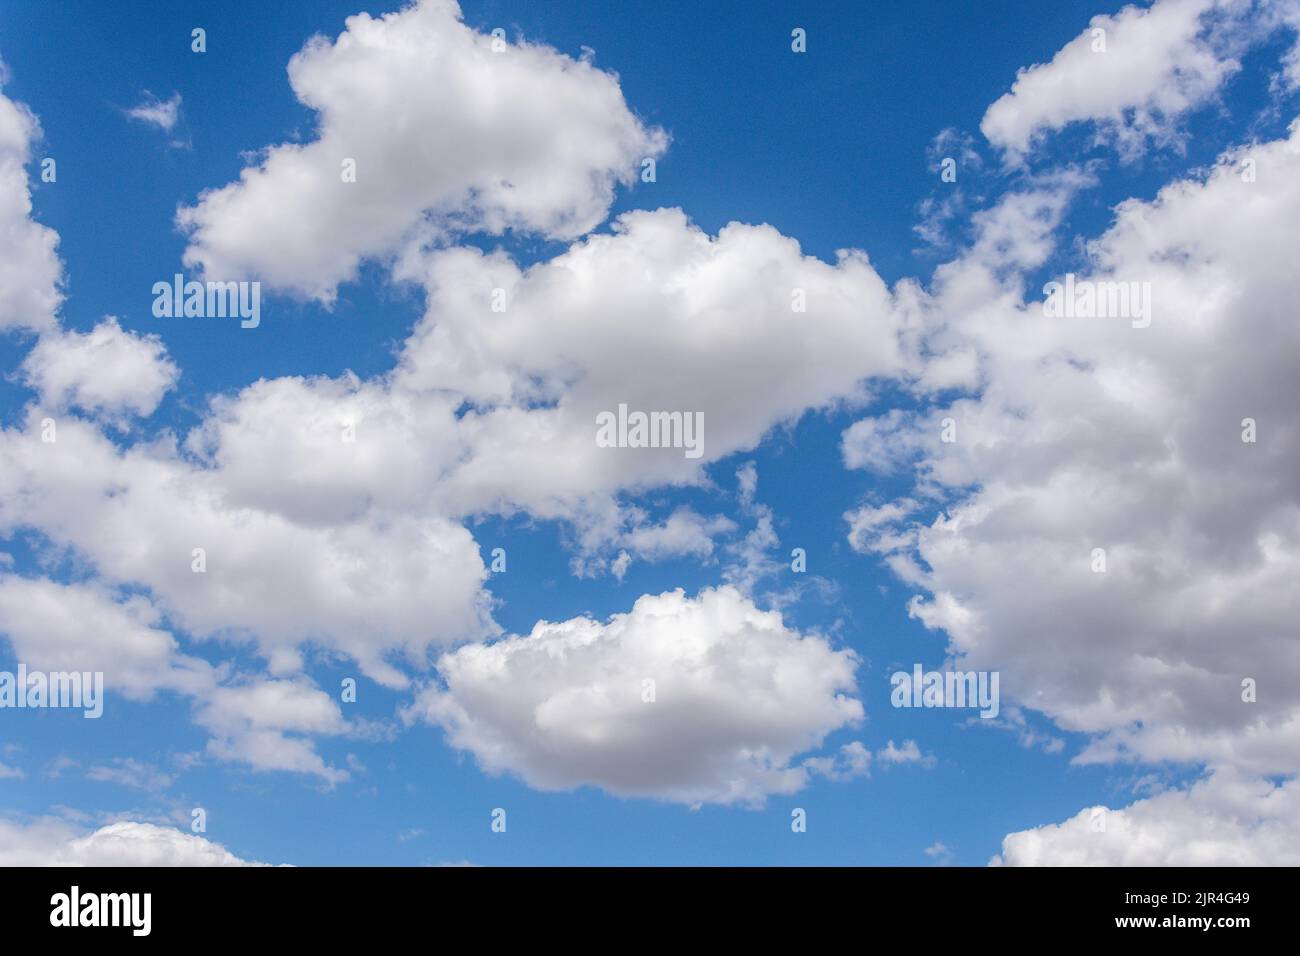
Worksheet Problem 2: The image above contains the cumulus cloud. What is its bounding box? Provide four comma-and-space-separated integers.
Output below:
0, 575, 214, 701
980, 0, 1242, 160
406, 587, 864, 806
876, 738, 936, 768
619, 509, 736, 562
1, 21, 910, 791
0, 575, 354, 781
882, 123, 1300, 766
3, 0, 1295, 854
20, 318, 178, 421
805, 740, 873, 781
0, 410, 496, 690
195, 679, 350, 784
0, 71, 61, 333
0, 818, 275, 866
391, 208, 907, 518
994, 771, 1300, 865
848, 112, 1300, 859
177, 0, 666, 301
166, 206, 909, 560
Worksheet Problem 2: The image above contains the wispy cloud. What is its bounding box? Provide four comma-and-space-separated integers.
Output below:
124, 91, 187, 147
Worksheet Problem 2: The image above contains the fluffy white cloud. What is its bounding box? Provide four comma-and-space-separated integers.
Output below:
0, 33, 914, 791
0, 410, 496, 689
178, 206, 908, 558
0, 575, 213, 700
0, 71, 61, 333
406, 586, 864, 805
21, 318, 178, 421
0, 575, 354, 781
195, 679, 349, 784
619, 508, 736, 561
177, 0, 666, 301
994, 771, 1300, 865
876, 738, 936, 768
981, 0, 1240, 159
848, 117, 1300, 859
804, 740, 873, 781
392, 208, 907, 518
183, 373, 466, 527
0, 818, 274, 866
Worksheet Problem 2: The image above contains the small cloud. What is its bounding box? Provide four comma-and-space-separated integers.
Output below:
805, 740, 873, 782
964, 706, 1065, 755
0, 761, 24, 780
124, 91, 188, 147
85, 758, 174, 792
170, 751, 204, 771
44, 756, 80, 779
923, 841, 956, 865
876, 739, 936, 769
125, 91, 181, 132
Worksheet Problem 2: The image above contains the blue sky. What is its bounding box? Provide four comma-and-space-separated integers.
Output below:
1, 0, 1299, 866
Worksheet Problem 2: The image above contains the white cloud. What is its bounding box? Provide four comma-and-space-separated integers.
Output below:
980, 0, 1241, 160
85, 758, 174, 792
848, 112, 1300, 853
160, 205, 909, 574
177, 0, 666, 301
924, 840, 956, 864
391, 208, 907, 520
0, 818, 275, 866
406, 586, 863, 806
994, 771, 1300, 865
21, 318, 178, 421
1, 0, 1293, 851
0, 185, 911, 790
0, 411, 497, 689
125, 91, 182, 134
805, 740, 873, 781
195, 679, 349, 785
0, 575, 214, 701
0, 71, 61, 333
0, 575, 354, 782
620, 508, 736, 561
876, 738, 936, 768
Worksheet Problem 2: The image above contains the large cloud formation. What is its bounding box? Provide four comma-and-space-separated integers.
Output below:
850, 0, 1300, 862
1, 15, 906, 795
3, 0, 1299, 852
